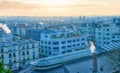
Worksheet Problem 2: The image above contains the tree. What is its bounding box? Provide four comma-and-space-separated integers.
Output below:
0, 58, 11, 73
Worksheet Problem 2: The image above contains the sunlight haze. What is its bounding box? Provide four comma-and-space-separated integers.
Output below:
0, 0, 120, 16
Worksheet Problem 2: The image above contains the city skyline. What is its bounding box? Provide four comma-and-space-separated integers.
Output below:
0, 0, 120, 16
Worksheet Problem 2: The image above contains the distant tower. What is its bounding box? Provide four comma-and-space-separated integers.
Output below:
5, 14, 8, 25
79, 16, 85, 20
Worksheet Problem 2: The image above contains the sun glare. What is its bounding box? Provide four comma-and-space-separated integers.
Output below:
23, 0, 71, 6
45, 0, 70, 6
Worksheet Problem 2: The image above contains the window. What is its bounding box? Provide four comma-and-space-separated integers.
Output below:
48, 47, 51, 49
107, 29, 109, 31
45, 35, 48, 38
103, 37, 105, 40
1, 49, 3, 53
41, 50, 44, 53
45, 51, 47, 53
62, 41, 66, 44
107, 38, 110, 40
62, 46, 66, 49
18, 52, 20, 55
22, 46, 25, 50
13, 58, 16, 63
77, 39, 80, 42
62, 51, 66, 54
77, 44, 80, 46
107, 33, 110, 36
67, 45, 71, 48
41, 41, 43, 43
27, 45, 29, 49
98, 41, 101, 44
67, 40, 72, 43
61, 34, 65, 37
81, 43, 84, 45
9, 53, 12, 58
1, 54, 4, 59
22, 51, 25, 55
45, 46, 47, 49
98, 37, 101, 39
48, 42, 51, 44
81, 38, 85, 41
41, 45, 43, 48
73, 44, 76, 47
112, 36, 115, 39
27, 51, 29, 54
13, 53, 16, 57
53, 42, 59, 45
98, 32, 101, 35
75, 48, 80, 51
53, 47, 59, 49
9, 59, 12, 63
32, 44, 35, 48
67, 50, 72, 52
45, 41, 47, 44
33, 55, 35, 59
49, 52, 51, 55
73, 40, 75, 42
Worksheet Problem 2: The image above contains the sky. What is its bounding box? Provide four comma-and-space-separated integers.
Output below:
0, 0, 120, 16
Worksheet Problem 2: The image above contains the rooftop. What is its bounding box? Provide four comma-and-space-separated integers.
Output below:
20, 43, 120, 73
0, 39, 39, 48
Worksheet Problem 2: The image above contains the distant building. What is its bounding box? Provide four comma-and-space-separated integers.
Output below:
0, 30, 13, 42
11, 23, 32, 39
95, 22, 120, 47
26, 28, 44, 41
78, 22, 96, 41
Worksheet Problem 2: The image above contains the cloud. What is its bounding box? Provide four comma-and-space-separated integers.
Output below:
0, 1, 48, 9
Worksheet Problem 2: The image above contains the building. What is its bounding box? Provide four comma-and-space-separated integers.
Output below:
78, 22, 96, 41
21, 43, 120, 73
26, 28, 44, 41
1, 16, 120, 71
0, 39, 40, 70
40, 30, 86, 57
95, 21, 120, 47
27, 28, 87, 57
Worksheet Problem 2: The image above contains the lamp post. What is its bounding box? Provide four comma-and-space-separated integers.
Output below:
89, 41, 97, 73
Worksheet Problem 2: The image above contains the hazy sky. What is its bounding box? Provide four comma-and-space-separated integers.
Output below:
0, 0, 120, 16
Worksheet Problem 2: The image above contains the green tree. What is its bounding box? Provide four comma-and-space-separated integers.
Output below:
0, 58, 11, 73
